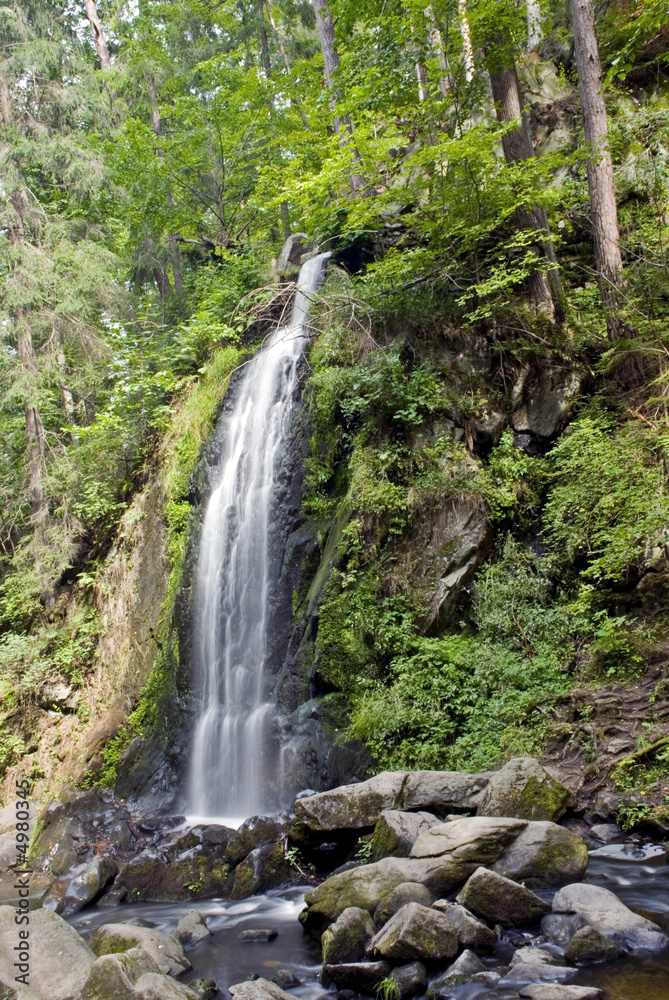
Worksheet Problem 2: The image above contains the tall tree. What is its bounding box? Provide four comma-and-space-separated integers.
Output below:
570, 0, 627, 342
488, 48, 562, 320
82, 0, 112, 69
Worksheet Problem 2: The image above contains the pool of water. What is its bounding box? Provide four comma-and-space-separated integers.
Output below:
67, 842, 669, 1000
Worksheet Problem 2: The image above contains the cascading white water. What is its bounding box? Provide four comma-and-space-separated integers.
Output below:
187, 252, 330, 823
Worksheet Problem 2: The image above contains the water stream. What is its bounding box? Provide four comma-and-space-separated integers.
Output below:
187, 253, 330, 824
68, 844, 669, 1000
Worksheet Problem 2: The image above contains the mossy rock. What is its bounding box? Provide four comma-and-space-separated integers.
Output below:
231, 842, 294, 899
117, 851, 230, 902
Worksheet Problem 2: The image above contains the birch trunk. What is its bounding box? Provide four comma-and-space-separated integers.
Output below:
83, 0, 112, 69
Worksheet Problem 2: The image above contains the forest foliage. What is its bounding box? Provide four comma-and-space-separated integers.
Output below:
0, 0, 668, 788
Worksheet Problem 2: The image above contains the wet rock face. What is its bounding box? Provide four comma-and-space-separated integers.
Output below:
227, 816, 284, 864
511, 365, 585, 446
116, 849, 230, 902
33, 788, 134, 876
321, 907, 375, 965
45, 854, 118, 916
231, 841, 294, 898
322, 961, 392, 993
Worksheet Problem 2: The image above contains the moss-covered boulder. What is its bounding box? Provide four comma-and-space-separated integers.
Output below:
477, 758, 572, 822
90, 922, 191, 976
32, 788, 133, 877
430, 900, 496, 951
491, 821, 588, 888
322, 962, 392, 993
369, 902, 459, 962
81, 947, 160, 1000
564, 925, 624, 965
456, 867, 550, 927
411, 816, 527, 862
117, 850, 230, 902
227, 817, 284, 865
300, 856, 474, 933
321, 906, 375, 965
373, 882, 434, 926
231, 841, 294, 898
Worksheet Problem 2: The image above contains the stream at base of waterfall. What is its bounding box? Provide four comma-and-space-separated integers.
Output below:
187, 253, 331, 824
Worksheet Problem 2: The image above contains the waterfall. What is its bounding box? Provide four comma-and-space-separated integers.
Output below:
187, 252, 330, 823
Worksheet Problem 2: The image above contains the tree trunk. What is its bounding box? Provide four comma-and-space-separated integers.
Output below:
264, 0, 310, 127
83, 0, 112, 70
570, 0, 627, 342
527, 0, 543, 50
426, 6, 452, 98
16, 318, 48, 546
311, 0, 365, 191
489, 55, 562, 320
458, 0, 476, 83
147, 75, 162, 140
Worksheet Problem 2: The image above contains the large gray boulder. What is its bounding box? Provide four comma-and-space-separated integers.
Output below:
321, 906, 374, 965
33, 788, 133, 877
411, 816, 527, 862
456, 867, 550, 927
231, 841, 293, 898
519, 987, 604, 1000
369, 903, 459, 962
411, 816, 587, 889
499, 944, 577, 988
374, 882, 434, 926
491, 820, 588, 888
293, 770, 490, 831
81, 947, 161, 1000
370, 810, 440, 861
0, 905, 94, 1000
390, 961, 427, 1000
431, 900, 496, 950
90, 922, 191, 976
300, 855, 474, 932
552, 883, 669, 953
476, 758, 571, 821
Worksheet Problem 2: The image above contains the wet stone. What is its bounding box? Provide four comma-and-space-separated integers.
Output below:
238, 928, 279, 942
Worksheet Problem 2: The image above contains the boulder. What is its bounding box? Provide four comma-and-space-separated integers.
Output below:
32, 788, 133, 876
456, 867, 550, 927
117, 849, 230, 901
322, 962, 392, 993
370, 810, 440, 861
133, 973, 201, 999
519, 987, 604, 1000
231, 841, 294, 898
411, 816, 587, 889
238, 929, 278, 942
82, 947, 161, 1000
390, 961, 427, 1000
491, 821, 588, 888
374, 883, 434, 926
541, 913, 587, 947
174, 909, 212, 948
431, 900, 496, 950
511, 366, 585, 442
563, 925, 624, 965
498, 946, 576, 989
424, 500, 493, 628
428, 949, 484, 994
300, 856, 474, 932
277, 234, 312, 276
411, 816, 527, 862
476, 758, 571, 822
293, 771, 489, 832
552, 883, 669, 953
271, 969, 302, 990
57, 854, 118, 916
369, 902, 459, 962
227, 817, 284, 865
322, 907, 375, 965
90, 922, 191, 976
0, 905, 94, 1000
